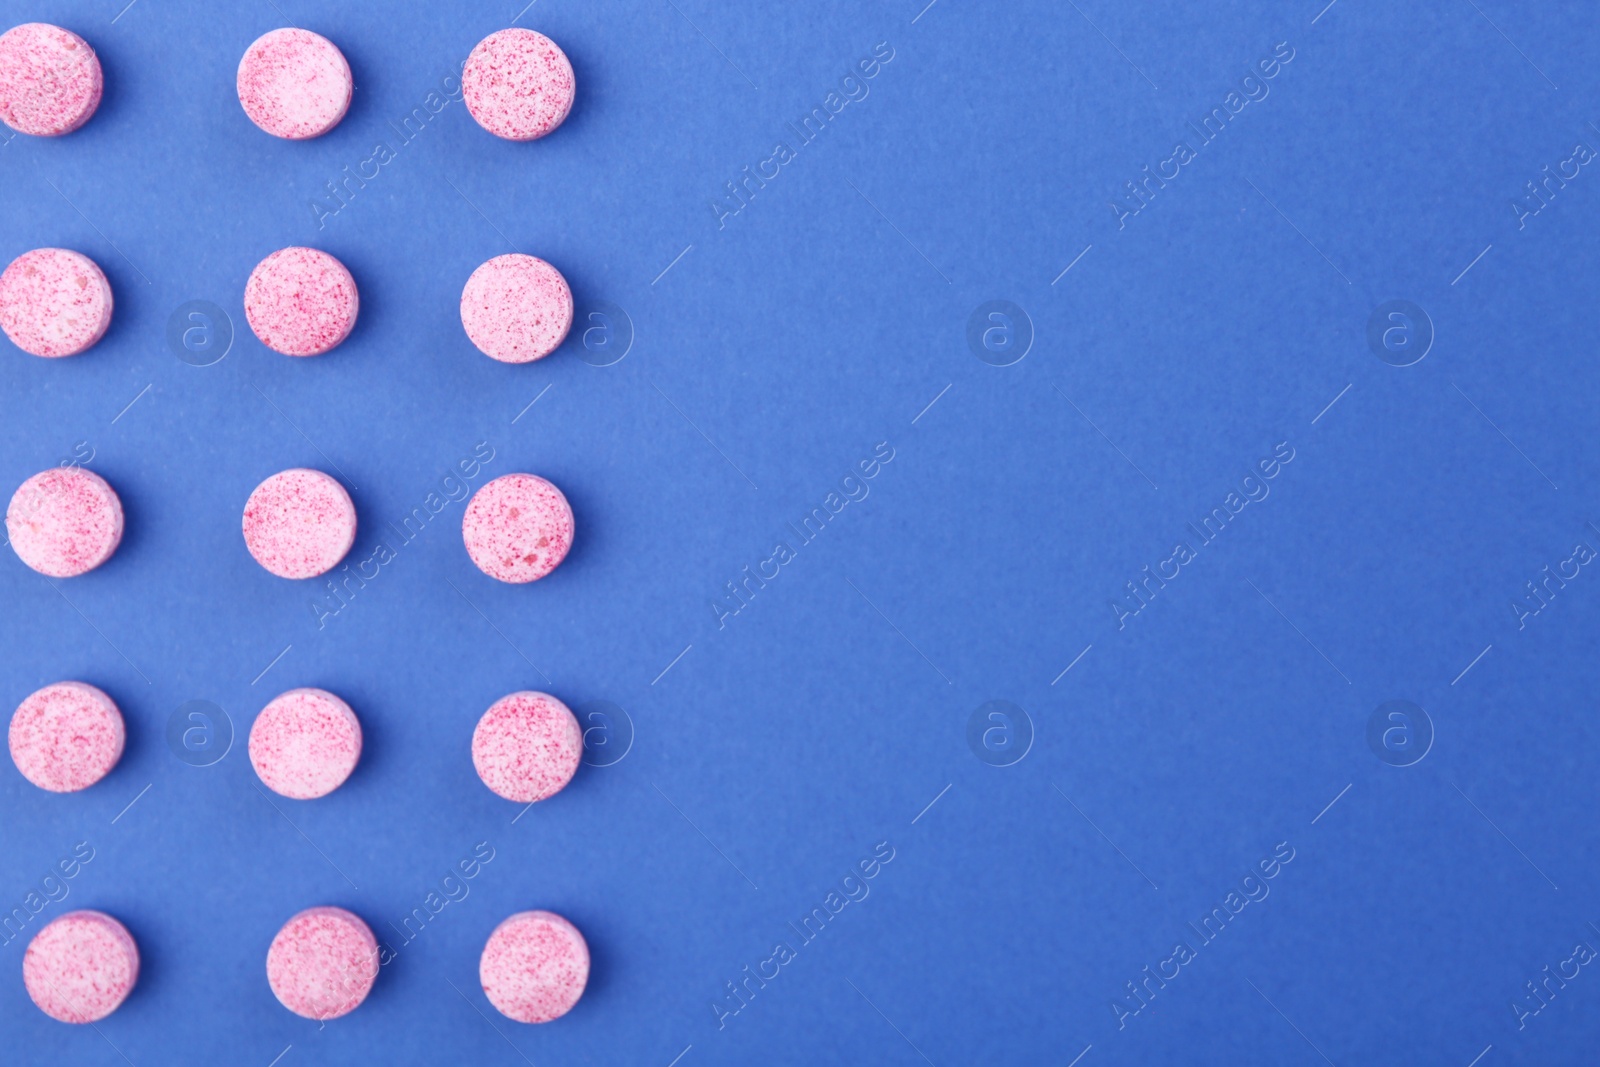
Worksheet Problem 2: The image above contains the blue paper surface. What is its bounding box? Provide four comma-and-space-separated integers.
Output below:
3, 0, 1600, 1063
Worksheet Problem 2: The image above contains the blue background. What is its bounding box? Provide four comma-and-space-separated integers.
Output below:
2, 0, 1599, 1063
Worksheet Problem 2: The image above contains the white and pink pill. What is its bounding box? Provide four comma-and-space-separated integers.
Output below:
463, 29, 575, 141
480, 910, 589, 1023
0, 23, 102, 137
250, 687, 361, 800
24, 911, 139, 1023
237, 28, 352, 140
266, 906, 379, 1020
472, 691, 581, 804
461, 254, 573, 363
462, 473, 573, 583
10, 681, 123, 793
7, 466, 123, 577
244, 247, 358, 356
0, 248, 113, 357
242, 468, 356, 579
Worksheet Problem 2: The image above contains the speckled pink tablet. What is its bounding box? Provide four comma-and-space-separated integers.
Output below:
7, 467, 123, 577
460, 254, 573, 364
237, 28, 351, 140
472, 691, 581, 803
462, 473, 573, 583
267, 907, 378, 1020
0, 24, 102, 137
244, 247, 358, 356
0, 248, 113, 357
242, 468, 356, 579
480, 911, 589, 1023
463, 29, 574, 141
10, 681, 123, 793
250, 687, 361, 799
24, 911, 138, 1023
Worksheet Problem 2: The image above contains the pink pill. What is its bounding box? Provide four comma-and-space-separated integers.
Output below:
9, 681, 123, 793
472, 691, 581, 803
0, 24, 102, 137
242, 468, 356, 579
244, 247, 358, 356
480, 911, 589, 1023
460, 254, 573, 363
249, 687, 361, 799
6, 466, 123, 577
237, 28, 352, 140
462, 473, 573, 583
24, 911, 138, 1023
463, 29, 575, 141
266, 906, 379, 1020
0, 248, 113, 357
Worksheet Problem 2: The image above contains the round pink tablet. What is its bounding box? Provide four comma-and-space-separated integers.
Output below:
250, 687, 361, 799
237, 28, 352, 140
461, 254, 573, 363
480, 911, 589, 1023
463, 29, 575, 141
462, 473, 573, 583
0, 248, 113, 357
267, 907, 378, 1020
244, 247, 358, 356
472, 691, 581, 803
242, 468, 356, 579
10, 681, 123, 793
7, 466, 123, 577
0, 24, 103, 137
24, 911, 138, 1023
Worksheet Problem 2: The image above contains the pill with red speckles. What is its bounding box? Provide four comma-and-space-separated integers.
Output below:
472, 691, 581, 803
266, 906, 379, 1020
24, 911, 138, 1023
0, 248, 113, 357
480, 911, 588, 1023
462, 473, 573, 583
249, 687, 361, 799
244, 247, 358, 356
6, 466, 123, 577
9, 681, 123, 793
237, 28, 352, 140
461, 254, 573, 363
242, 468, 356, 579
0, 24, 102, 137
463, 29, 574, 141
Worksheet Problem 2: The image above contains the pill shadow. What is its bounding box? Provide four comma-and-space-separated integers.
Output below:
92, 271, 138, 352
338, 46, 376, 129
547, 45, 596, 142
83, 39, 135, 130
334, 250, 382, 351
563, 907, 611, 1004
102, 684, 144, 772
543, 476, 599, 577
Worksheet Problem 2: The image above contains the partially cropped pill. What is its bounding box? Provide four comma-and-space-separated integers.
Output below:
267, 906, 378, 1020
480, 911, 589, 1023
473, 691, 581, 803
0, 248, 113, 357
463, 29, 574, 141
461, 254, 573, 363
237, 28, 352, 140
244, 247, 358, 356
0, 24, 103, 137
7, 466, 123, 577
462, 473, 573, 583
250, 687, 361, 799
24, 911, 138, 1023
242, 468, 356, 579
10, 681, 123, 792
